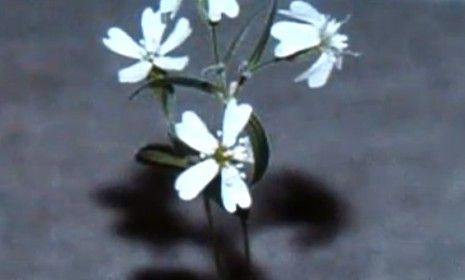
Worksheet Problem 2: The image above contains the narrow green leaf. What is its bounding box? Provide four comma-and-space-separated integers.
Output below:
246, 113, 270, 184
165, 76, 220, 94
128, 80, 165, 100
223, 5, 264, 64
246, 0, 277, 69
129, 76, 219, 100
136, 144, 188, 169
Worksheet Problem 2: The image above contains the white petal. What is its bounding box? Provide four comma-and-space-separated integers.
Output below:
175, 111, 219, 154
326, 19, 342, 36
271, 21, 320, 58
175, 159, 220, 201
141, 8, 165, 52
153, 56, 189, 71
117, 61, 152, 83
330, 33, 349, 51
279, 1, 326, 27
208, 0, 240, 23
221, 165, 252, 213
160, 0, 183, 18
221, 0, 240, 19
159, 18, 192, 56
222, 98, 252, 148
231, 142, 254, 164
295, 52, 336, 89
102, 27, 144, 59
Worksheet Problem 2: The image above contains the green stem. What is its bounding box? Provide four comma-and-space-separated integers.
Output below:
233, 58, 282, 97
209, 24, 228, 98
203, 195, 223, 279
240, 215, 251, 278
153, 87, 176, 136
210, 25, 221, 65
250, 58, 281, 72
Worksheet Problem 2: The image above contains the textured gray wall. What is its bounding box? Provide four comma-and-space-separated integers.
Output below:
1, 0, 465, 279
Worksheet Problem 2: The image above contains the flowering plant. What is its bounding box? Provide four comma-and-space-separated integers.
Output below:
103, 0, 355, 277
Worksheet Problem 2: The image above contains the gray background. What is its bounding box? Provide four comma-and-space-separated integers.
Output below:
1, 0, 465, 279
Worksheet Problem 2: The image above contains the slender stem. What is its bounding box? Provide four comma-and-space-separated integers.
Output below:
203, 195, 223, 279
151, 88, 176, 136
233, 58, 282, 97
250, 58, 281, 72
210, 25, 221, 65
240, 215, 251, 278
209, 24, 228, 97
232, 74, 248, 97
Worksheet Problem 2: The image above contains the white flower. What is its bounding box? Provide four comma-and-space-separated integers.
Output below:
160, 0, 183, 19
103, 7, 192, 83
174, 98, 254, 213
207, 0, 240, 23
271, 0, 350, 88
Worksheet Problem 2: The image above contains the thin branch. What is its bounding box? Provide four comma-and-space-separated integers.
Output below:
203, 196, 224, 279
240, 214, 252, 278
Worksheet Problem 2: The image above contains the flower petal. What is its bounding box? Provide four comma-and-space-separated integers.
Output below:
326, 19, 342, 36
295, 52, 336, 88
279, 0, 326, 27
208, 0, 240, 23
141, 7, 165, 52
153, 56, 189, 71
159, 18, 192, 56
175, 159, 220, 201
175, 111, 218, 154
221, 165, 252, 213
222, 98, 252, 148
231, 140, 254, 164
330, 33, 349, 51
271, 21, 320, 58
102, 27, 144, 59
117, 60, 152, 83
160, 0, 183, 19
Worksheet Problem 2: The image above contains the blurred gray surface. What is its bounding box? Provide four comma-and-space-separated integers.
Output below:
1, 0, 465, 279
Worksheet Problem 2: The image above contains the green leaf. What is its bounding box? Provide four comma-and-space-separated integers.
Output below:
135, 144, 188, 169
246, 0, 277, 70
129, 81, 170, 100
165, 76, 220, 94
129, 76, 219, 100
222, 5, 265, 64
246, 113, 270, 184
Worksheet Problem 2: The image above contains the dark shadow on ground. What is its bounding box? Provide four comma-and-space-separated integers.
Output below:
131, 268, 216, 280
93, 167, 349, 279
94, 166, 265, 279
252, 169, 350, 247
94, 167, 205, 246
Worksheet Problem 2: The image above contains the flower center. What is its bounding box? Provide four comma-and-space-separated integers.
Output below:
142, 50, 159, 62
213, 146, 233, 167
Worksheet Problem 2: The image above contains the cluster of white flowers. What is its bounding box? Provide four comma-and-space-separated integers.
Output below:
102, 0, 355, 213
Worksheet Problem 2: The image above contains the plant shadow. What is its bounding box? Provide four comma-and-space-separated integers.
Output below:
131, 268, 215, 280
93, 166, 349, 279
94, 166, 264, 279
253, 169, 350, 247
94, 167, 204, 246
